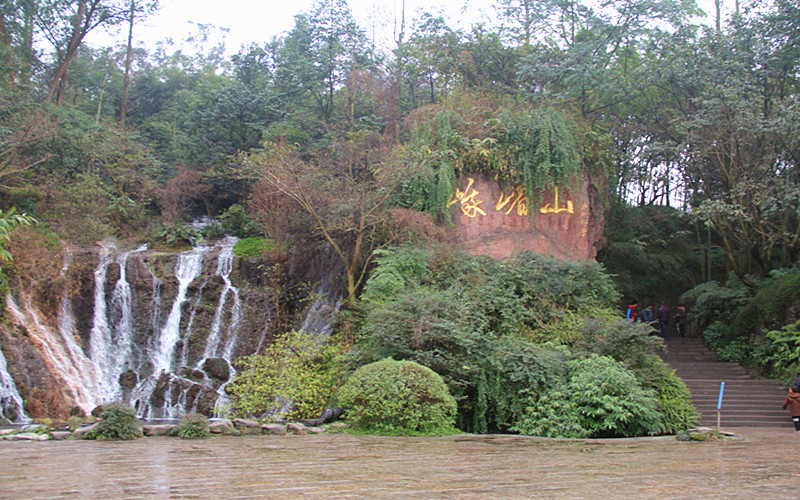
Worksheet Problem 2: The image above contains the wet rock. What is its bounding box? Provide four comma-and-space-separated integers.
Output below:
202, 358, 230, 382
209, 418, 235, 435
143, 424, 176, 436
5, 432, 48, 441
233, 418, 261, 435
287, 422, 307, 435
261, 423, 286, 436
179, 367, 206, 382
119, 370, 139, 390
20, 424, 47, 432
51, 431, 71, 441
91, 405, 105, 417
73, 423, 98, 439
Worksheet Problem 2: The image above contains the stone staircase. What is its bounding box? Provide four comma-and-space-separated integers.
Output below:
660, 337, 791, 428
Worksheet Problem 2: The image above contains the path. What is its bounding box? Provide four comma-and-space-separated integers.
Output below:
661, 336, 789, 427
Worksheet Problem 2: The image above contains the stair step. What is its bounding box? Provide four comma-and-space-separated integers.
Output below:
661, 338, 788, 427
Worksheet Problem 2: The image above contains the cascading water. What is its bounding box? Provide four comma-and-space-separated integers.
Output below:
0, 233, 345, 421
0, 347, 28, 423
88, 244, 147, 402
200, 236, 242, 362
152, 243, 209, 374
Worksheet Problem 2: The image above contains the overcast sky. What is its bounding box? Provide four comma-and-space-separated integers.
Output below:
87, 0, 723, 56
86, 0, 496, 55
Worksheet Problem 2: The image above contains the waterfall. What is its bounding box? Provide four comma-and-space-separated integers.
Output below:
152, 243, 209, 374
0, 346, 28, 423
200, 236, 242, 362
88, 244, 147, 402
1, 234, 346, 421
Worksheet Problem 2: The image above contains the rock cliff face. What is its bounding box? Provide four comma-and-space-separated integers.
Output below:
0, 238, 299, 420
446, 175, 604, 261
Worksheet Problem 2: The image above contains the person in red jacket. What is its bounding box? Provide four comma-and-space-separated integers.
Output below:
782, 386, 800, 432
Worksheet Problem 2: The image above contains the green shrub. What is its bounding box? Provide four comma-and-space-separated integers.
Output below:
761, 320, 800, 384
565, 355, 662, 437
84, 402, 141, 440
228, 329, 345, 421
474, 338, 569, 433
511, 390, 588, 438
336, 358, 458, 435
174, 413, 210, 439
360, 246, 430, 304
351, 286, 489, 406
219, 204, 262, 238
232, 237, 276, 258
152, 223, 203, 249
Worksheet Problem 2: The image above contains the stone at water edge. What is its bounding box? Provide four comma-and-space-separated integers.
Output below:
4, 432, 48, 441
232, 418, 261, 435
73, 423, 98, 438
143, 424, 177, 436
287, 422, 307, 435
208, 418, 235, 435
261, 423, 286, 436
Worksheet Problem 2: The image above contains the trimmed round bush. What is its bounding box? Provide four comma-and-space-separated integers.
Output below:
85, 402, 141, 440
337, 358, 457, 435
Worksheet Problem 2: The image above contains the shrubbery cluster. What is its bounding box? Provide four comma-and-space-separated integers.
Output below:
84, 402, 141, 440
344, 245, 697, 437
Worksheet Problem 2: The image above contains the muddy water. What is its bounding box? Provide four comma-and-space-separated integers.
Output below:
1, 428, 798, 499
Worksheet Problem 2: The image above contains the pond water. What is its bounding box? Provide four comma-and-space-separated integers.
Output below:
0, 428, 798, 498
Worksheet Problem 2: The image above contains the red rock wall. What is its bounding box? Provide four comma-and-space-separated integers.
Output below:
446, 175, 604, 261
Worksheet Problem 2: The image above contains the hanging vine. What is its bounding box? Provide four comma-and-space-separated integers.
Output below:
395, 100, 585, 221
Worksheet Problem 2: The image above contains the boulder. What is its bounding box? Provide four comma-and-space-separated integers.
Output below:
119, 370, 139, 389
261, 423, 286, 436
50, 431, 71, 441
232, 418, 261, 435
286, 422, 307, 435
308, 426, 326, 435
5, 432, 48, 441
208, 418, 235, 435
202, 358, 230, 382
73, 423, 98, 439
142, 424, 176, 436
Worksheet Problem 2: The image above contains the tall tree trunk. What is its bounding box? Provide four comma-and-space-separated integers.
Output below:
0, 8, 14, 85
120, 0, 136, 128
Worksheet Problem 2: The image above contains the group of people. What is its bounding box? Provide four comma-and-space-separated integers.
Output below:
626, 301, 687, 339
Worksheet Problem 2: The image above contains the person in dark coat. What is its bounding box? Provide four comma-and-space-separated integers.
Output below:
656, 303, 670, 339
640, 304, 654, 324
782, 386, 800, 432
674, 305, 688, 338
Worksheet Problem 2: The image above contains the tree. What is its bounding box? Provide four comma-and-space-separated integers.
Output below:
120, 0, 158, 128
35, 0, 129, 104
0, 90, 57, 193
241, 134, 413, 304
273, 0, 378, 126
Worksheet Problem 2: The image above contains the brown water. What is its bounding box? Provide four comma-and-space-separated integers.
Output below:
1, 428, 798, 499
